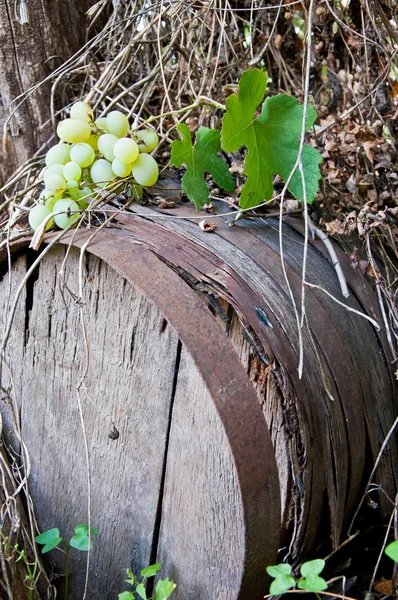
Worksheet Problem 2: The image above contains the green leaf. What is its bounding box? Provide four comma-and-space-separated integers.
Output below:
298, 575, 328, 592
141, 562, 162, 578
118, 593, 134, 600
170, 124, 235, 210
385, 540, 398, 563
125, 569, 137, 585
155, 578, 176, 599
300, 559, 325, 577
136, 583, 147, 599
221, 68, 322, 209
35, 528, 62, 553
267, 564, 296, 595
269, 576, 296, 595
266, 564, 293, 577
69, 525, 99, 552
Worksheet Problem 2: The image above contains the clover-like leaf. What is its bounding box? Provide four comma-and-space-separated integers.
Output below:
385, 540, 398, 563
69, 524, 99, 551
171, 124, 235, 210
298, 559, 327, 592
298, 575, 328, 592
155, 577, 176, 599
300, 559, 325, 577
266, 564, 296, 595
141, 562, 162, 578
35, 528, 62, 554
221, 68, 322, 209
266, 564, 293, 578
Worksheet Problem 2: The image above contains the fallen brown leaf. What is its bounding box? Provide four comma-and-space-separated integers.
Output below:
199, 219, 217, 232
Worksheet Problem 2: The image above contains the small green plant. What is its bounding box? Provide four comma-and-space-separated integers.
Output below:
385, 540, 398, 563
267, 559, 328, 595
118, 562, 176, 600
35, 525, 99, 600
0, 535, 38, 600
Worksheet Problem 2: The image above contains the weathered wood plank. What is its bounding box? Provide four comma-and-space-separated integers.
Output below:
17, 247, 180, 597
156, 345, 244, 600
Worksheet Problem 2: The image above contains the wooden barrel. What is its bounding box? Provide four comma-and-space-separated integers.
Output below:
0, 204, 396, 600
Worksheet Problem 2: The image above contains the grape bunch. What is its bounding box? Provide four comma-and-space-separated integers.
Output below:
29, 101, 159, 231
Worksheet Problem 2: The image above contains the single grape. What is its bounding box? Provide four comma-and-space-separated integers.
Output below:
70, 101, 93, 123
98, 133, 118, 161
69, 186, 91, 209
44, 195, 60, 211
42, 164, 65, 182
106, 111, 130, 138
90, 159, 114, 188
112, 158, 132, 178
70, 142, 95, 168
66, 180, 79, 189
135, 129, 159, 153
40, 188, 63, 204
45, 174, 67, 191
29, 204, 53, 231
53, 199, 80, 229
131, 154, 159, 186
45, 143, 71, 166
57, 118, 91, 144
95, 118, 109, 132
63, 161, 82, 182
113, 138, 139, 164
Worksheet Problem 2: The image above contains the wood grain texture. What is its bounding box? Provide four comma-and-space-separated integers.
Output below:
9, 247, 180, 598
0, 245, 261, 600
156, 345, 244, 600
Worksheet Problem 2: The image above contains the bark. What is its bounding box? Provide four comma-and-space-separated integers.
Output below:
0, 0, 93, 186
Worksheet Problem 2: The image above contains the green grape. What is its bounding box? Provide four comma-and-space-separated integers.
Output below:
70, 142, 95, 168
69, 186, 91, 209
45, 143, 71, 166
42, 163, 65, 182
95, 118, 109, 132
57, 118, 91, 144
106, 111, 130, 138
40, 188, 63, 203
45, 174, 67, 191
66, 180, 79, 189
70, 101, 93, 123
53, 199, 80, 229
63, 161, 82, 181
90, 159, 114, 188
44, 195, 59, 211
98, 133, 118, 161
135, 129, 159, 153
81, 168, 92, 183
131, 154, 159, 186
112, 158, 132, 178
29, 204, 53, 231
113, 138, 139, 164
86, 135, 99, 152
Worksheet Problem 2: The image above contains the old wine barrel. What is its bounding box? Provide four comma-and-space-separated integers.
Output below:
0, 203, 396, 600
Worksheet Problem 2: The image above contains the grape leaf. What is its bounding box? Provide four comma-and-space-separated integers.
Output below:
221, 69, 322, 209
170, 124, 235, 210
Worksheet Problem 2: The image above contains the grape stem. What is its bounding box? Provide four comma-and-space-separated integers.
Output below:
131, 96, 226, 131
